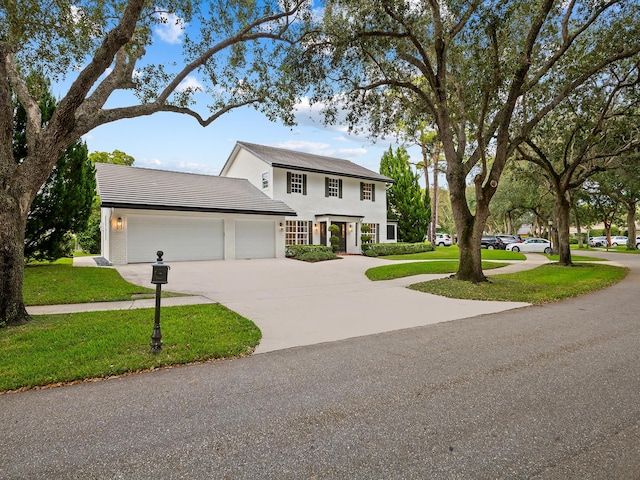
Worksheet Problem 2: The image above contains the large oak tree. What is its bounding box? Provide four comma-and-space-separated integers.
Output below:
0, 0, 314, 326
298, 0, 640, 282
516, 60, 640, 265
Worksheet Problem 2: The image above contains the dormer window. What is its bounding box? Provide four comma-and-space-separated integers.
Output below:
262, 172, 269, 189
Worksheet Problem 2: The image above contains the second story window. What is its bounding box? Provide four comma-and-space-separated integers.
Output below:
360, 182, 375, 201
262, 172, 269, 189
287, 172, 307, 195
325, 177, 343, 198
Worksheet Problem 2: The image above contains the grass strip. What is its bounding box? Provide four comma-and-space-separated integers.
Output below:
383, 246, 525, 261
0, 304, 261, 392
366, 261, 509, 281
547, 254, 606, 262
23, 260, 181, 306
409, 263, 627, 304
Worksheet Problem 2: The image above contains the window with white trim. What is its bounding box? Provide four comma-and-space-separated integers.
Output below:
290, 173, 304, 194
361, 182, 374, 201
285, 220, 310, 245
262, 172, 269, 189
363, 223, 378, 243
327, 178, 340, 197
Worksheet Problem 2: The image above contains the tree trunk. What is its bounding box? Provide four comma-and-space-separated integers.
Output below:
626, 203, 637, 251
431, 147, 439, 242
450, 175, 488, 282
555, 194, 572, 266
0, 193, 30, 326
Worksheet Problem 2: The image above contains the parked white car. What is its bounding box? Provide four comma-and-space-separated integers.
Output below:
435, 233, 453, 247
506, 237, 552, 254
610, 236, 628, 247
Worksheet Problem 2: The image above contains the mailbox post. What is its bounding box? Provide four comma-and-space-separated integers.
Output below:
150, 250, 170, 352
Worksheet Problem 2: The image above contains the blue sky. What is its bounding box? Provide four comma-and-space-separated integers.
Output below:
58, 7, 425, 179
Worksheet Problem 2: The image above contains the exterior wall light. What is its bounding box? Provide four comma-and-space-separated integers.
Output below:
116, 217, 123, 230
279, 222, 284, 231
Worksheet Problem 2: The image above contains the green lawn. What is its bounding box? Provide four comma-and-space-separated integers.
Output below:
409, 263, 627, 304
365, 260, 510, 281
383, 245, 526, 261
0, 304, 260, 392
23, 258, 181, 305
0, 258, 262, 392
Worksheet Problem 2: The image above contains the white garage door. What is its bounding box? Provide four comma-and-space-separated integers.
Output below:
127, 214, 224, 263
235, 219, 276, 259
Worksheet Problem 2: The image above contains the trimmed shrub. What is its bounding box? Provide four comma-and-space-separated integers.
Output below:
362, 242, 435, 257
286, 244, 338, 262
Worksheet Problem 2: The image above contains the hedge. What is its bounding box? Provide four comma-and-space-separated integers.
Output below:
285, 244, 338, 262
362, 242, 434, 257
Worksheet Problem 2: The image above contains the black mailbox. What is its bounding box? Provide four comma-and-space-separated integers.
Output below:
151, 251, 170, 285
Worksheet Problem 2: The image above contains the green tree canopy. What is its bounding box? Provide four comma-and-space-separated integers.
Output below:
298, 0, 640, 282
89, 150, 135, 166
380, 146, 430, 243
0, 0, 315, 326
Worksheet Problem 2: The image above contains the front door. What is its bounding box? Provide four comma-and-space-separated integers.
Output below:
331, 222, 347, 252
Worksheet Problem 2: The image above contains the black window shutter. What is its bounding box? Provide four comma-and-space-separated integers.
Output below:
376, 225, 380, 242
372, 184, 376, 202
303, 174, 307, 195
325, 177, 329, 197
308, 221, 313, 244
360, 182, 364, 200
287, 172, 292, 194
339, 179, 343, 198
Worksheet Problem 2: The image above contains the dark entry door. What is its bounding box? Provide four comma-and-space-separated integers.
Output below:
332, 222, 347, 252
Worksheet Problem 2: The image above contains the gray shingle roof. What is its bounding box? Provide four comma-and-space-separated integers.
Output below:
234, 142, 393, 183
95, 163, 296, 216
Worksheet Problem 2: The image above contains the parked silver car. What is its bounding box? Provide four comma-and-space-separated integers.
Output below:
588, 236, 608, 247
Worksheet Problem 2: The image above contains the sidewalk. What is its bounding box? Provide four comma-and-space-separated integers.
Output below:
26, 295, 215, 316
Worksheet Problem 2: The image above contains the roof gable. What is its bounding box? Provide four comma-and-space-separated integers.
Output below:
223, 141, 393, 183
95, 163, 296, 216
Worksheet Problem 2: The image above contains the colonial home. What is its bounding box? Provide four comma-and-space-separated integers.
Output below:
96, 142, 395, 264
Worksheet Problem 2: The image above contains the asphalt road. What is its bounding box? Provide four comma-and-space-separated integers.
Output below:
2, 251, 639, 479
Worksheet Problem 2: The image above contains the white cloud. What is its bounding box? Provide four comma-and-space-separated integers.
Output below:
176, 76, 203, 93
136, 157, 220, 175
271, 140, 368, 160
154, 12, 186, 45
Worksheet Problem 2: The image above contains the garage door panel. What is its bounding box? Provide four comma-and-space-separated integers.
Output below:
127, 215, 223, 263
235, 220, 275, 259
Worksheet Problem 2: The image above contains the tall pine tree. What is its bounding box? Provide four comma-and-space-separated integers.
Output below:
14, 74, 96, 261
380, 146, 430, 243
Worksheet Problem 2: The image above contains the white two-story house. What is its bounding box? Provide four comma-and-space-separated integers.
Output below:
96, 141, 395, 264
221, 142, 396, 254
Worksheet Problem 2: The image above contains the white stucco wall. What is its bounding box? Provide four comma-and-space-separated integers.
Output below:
221, 149, 274, 198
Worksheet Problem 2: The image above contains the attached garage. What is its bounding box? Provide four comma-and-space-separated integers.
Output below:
96, 163, 296, 265
126, 214, 224, 263
235, 219, 276, 259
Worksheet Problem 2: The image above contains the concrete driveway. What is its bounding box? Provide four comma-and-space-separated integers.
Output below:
116, 255, 535, 353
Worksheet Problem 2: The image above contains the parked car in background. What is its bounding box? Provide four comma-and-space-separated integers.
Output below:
610, 236, 628, 246
588, 236, 608, 247
506, 237, 552, 254
496, 235, 521, 245
435, 233, 453, 247
637, 236, 640, 249
481, 235, 505, 250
